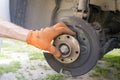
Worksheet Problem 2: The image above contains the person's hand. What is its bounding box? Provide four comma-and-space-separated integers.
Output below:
26, 22, 75, 57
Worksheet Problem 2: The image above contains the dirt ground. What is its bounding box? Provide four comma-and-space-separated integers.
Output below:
0, 52, 55, 80
0, 39, 119, 80
0, 52, 110, 80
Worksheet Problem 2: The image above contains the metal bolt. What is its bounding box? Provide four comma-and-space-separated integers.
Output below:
59, 44, 69, 55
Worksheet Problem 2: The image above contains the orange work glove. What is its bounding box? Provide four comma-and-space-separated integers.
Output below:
26, 22, 75, 57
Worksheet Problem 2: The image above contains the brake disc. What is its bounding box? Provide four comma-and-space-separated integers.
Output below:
44, 17, 100, 76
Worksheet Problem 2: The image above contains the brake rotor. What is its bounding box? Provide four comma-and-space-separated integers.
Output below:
44, 17, 100, 76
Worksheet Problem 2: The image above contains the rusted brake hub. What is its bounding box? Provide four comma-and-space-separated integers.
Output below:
54, 34, 80, 64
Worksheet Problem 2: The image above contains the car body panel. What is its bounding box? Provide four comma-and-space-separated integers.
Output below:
0, 0, 10, 50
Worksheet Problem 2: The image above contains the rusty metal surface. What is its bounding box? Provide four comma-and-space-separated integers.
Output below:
90, 0, 116, 11
54, 34, 80, 64
117, 0, 120, 11
90, 0, 120, 11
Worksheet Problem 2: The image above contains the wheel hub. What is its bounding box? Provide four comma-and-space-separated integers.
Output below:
54, 34, 80, 64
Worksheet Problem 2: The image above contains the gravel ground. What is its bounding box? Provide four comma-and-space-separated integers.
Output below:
0, 52, 55, 80
0, 52, 110, 80
0, 39, 119, 80
0, 51, 116, 80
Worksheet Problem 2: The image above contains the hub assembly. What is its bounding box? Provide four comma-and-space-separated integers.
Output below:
54, 34, 80, 64
44, 17, 100, 76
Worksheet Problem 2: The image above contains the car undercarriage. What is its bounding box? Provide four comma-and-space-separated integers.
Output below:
10, 0, 120, 76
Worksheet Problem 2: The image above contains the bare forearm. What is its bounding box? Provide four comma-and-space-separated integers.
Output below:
0, 18, 29, 41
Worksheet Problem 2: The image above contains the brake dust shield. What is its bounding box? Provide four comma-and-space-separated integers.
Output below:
44, 17, 100, 76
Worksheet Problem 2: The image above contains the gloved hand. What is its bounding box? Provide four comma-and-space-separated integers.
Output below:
26, 22, 75, 57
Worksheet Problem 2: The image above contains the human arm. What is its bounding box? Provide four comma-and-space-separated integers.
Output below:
0, 18, 75, 57
0, 18, 29, 41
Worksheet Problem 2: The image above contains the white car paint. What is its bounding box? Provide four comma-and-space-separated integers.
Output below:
0, 0, 10, 50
